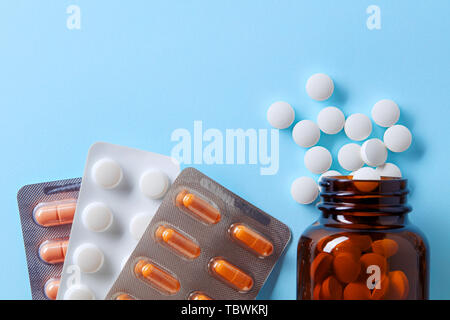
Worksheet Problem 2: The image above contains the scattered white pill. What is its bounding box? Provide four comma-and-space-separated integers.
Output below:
344, 113, 372, 141
63, 285, 94, 300
371, 99, 400, 127
306, 73, 334, 101
319, 170, 342, 182
267, 101, 295, 129
361, 138, 388, 167
129, 213, 153, 240
291, 177, 319, 204
375, 163, 402, 178
73, 243, 104, 273
292, 120, 321, 148
140, 170, 170, 199
317, 106, 345, 134
352, 167, 381, 180
384, 125, 412, 152
82, 203, 113, 232
92, 158, 122, 189
338, 143, 364, 171
304, 146, 332, 174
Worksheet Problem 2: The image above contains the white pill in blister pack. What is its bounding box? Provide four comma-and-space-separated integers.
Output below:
57, 142, 180, 300
306, 73, 334, 101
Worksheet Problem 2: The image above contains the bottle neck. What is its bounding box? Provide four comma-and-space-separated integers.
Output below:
317, 176, 411, 229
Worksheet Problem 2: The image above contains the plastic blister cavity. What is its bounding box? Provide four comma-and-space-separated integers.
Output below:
57, 142, 180, 300
106, 167, 291, 300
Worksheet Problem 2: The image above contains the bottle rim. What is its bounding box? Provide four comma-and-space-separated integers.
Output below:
317, 176, 411, 215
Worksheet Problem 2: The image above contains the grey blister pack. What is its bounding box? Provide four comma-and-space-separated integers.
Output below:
107, 167, 291, 300
57, 142, 180, 300
17, 178, 81, 300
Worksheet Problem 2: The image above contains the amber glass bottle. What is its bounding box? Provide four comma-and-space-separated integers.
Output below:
297, 176, 429, 300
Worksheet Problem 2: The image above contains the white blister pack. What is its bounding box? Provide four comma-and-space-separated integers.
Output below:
57, 142, 180, 300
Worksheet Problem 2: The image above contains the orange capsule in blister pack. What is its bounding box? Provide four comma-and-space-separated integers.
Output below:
155, 225, 201, 259
210, 258, 253, 292
229, 224, 273, 257
176, 190, 221, 224
39, 239, 68, 264
44, 278, 60, 300
115, 293, 136, 300
33, 199, 76, 227
134, 259, 180, 295
189, 291, 213, 300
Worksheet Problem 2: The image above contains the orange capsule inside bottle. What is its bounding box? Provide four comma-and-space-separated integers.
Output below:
229, 224, 273, 257
210, 258, 253, 292
155, 225, 201, 259
134, 259, 180, 295
39, 239, 68, 264
176, 190, 221, 224
115, 293, 136, 300
34, 199, 77, 227
189, 291, 213, 300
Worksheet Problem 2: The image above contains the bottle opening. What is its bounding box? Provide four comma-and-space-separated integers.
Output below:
318, 176, 411, 215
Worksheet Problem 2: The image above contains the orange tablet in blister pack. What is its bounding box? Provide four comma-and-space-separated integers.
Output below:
176, 190, 221, 224
155, 225, 201, 260
134, 259, 181, 295
188, 291, 213, 300
229, 224, 273, 257
17, 178, 81, 300
33, 199, 76, 227
106, 168, 291, 300
209, 258, 254, 292
39, 239, 69, 264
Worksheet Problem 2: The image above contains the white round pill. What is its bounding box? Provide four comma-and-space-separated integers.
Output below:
361, 138, 388, 167
319, 170, 342, 182
292, 120, 320, 148
317, 106, 345, 134
63, 285, 94, 300
291, 177, 319, 205
129, 213, 152, 240
338, 143, 364, 171
267, 101, 295, 129
383, 125, 412, 152
352, 167, 381, 180
306, 73, 334, 101
82, 202, 113, 232
139, 170, 169, 199
304, 146, 332, 174
371, 99, 400, 127
344, 114, 372, 141
73, 243, 104, 273
92, 158, 122, 189
375, 163, 402, 178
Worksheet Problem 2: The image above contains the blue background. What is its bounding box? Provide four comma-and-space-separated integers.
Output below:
1, 0, 449, 299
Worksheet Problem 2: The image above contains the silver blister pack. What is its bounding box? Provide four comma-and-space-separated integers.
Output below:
107, 168, 291, 300
17, 178, 81, 300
